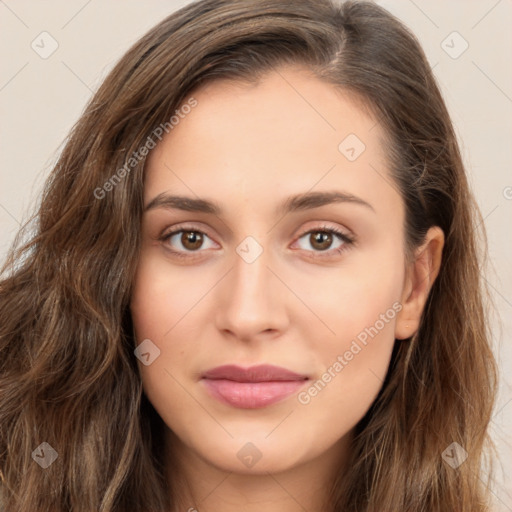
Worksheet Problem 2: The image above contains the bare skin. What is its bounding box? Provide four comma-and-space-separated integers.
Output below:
130, 65, 444, 512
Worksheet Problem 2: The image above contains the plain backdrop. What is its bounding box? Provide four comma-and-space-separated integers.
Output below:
1, 0, 511, 509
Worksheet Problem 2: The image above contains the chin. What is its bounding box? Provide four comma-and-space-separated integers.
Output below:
190, 432, 312, 475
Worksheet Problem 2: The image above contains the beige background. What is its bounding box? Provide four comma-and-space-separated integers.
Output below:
1, 0, 510, 509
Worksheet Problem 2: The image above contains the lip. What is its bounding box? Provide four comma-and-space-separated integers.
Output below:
201, 364, 309, 409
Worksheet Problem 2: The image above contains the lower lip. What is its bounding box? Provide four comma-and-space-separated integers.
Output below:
202, 379, 308, 409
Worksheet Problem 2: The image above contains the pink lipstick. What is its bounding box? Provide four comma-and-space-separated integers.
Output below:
201, 364, 309, 409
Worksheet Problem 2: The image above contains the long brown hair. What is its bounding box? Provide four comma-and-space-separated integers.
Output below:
0, 0, 498, 510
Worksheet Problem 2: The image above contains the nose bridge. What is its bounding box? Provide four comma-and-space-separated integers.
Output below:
232, 240, 269, 300
216, 235, 286, 339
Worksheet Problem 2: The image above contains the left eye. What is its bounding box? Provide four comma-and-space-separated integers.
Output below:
294, 227, 354, 255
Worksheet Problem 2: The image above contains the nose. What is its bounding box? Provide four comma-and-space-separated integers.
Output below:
215, 241, 289, 342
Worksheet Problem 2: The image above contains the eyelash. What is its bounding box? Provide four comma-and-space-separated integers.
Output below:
158, 224, 356, 260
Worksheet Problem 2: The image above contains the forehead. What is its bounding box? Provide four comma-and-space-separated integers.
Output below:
144, 66, 400, 219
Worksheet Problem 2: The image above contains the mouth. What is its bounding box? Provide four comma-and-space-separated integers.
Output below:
200, 364, 310, 409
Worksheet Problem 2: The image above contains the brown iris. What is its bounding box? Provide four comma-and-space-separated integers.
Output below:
181, 231, 203, 251
310, 231, 333, 251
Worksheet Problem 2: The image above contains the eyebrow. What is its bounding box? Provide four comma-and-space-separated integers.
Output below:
144, 190, 375, 215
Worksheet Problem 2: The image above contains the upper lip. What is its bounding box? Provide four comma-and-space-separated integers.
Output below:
201, 364, 309, 382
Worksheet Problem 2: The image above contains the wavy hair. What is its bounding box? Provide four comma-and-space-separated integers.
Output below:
0, 0, 498, 510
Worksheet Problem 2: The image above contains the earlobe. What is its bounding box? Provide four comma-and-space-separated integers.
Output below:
394, 226, 445, 340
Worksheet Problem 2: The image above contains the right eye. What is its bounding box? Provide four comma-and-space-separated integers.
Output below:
159, 226, 218, 258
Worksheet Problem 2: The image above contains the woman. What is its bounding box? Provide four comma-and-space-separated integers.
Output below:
0, 0, 498, 510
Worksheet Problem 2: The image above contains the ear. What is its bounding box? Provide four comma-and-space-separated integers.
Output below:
394, 226, 445, 340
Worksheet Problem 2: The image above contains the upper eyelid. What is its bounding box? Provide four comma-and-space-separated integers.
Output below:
162, 223, 217, 242
162, 221, 350, 236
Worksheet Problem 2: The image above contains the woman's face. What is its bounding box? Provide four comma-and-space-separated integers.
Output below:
130, 66, 415, 475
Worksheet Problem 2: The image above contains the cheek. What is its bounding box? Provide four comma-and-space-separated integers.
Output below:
296, 242, 404, 348
130, 259, 197, 386
130, 256, 208, 440
293, 246, 404, 412
130, 252, 213, 342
